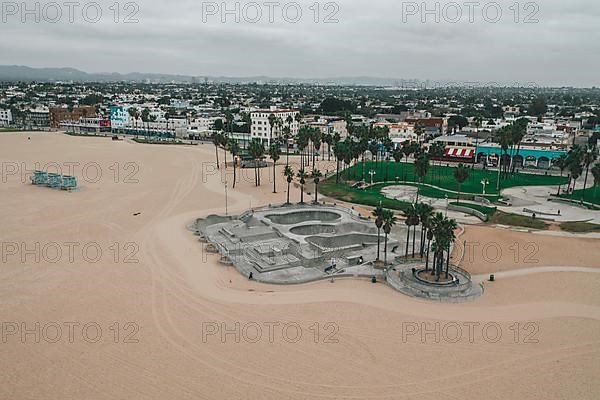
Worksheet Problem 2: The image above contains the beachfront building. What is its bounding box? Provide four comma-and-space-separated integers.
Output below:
374, 121, 416, 147
250, 107, 299, 146
24, 107, 50, 128
305, 116, 349, 138
0, 108, 12, 126
431, 134, 567, 168
49, 106, 96, 128
60, 117, 111, 134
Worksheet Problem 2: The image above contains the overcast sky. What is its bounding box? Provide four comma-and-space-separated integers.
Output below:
1, 0, 598, 86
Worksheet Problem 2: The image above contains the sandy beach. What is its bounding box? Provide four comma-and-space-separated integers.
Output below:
1, 132, 599, 399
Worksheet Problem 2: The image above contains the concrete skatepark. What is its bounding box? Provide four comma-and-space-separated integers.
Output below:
191, 204, 482, 301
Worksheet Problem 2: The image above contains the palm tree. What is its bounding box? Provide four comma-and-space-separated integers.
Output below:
453, 163, 470, 203
382, 209, 397, 265
324, 132, 334, 161
581, 146, 598, 204
441, 217, 458, 279
284, 166, 295, 205
554, 154, 568, 196
311, 169, 322, 204
268, 143, 281, 193
402, 204, 419, 258
268, 114, 276, 144
211, 132, 222, 169
333, 141, 346, 183
128, 107, 140, 138
429, 213, 457, 280
392, 147, 403, 180
401, 141, 413, 181
414, 122, 426, 143
312, 130, 322, 168
219, 130, 229, 169
429, 142, 445, 184
565, 146, 583, 193
414, 153, 430, 202
296, 126, 310, 170
372, 204, 384, 261
141, 108, 150, 139
282, 126, 292, 167
415, 203, 434, 258
228, 138, 240, 188
511, 118, 528, 174
248, 138, 265, 186
297, 168, 307, 204
592, 164, 600, 200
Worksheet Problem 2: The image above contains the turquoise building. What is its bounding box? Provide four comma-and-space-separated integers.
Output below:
476, 145, 567, 169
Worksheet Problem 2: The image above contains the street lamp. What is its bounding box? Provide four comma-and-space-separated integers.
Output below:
224, 180, 228, 216
368, 169, 376, 186
445, 194, 449, 217
481, 179, 489, 195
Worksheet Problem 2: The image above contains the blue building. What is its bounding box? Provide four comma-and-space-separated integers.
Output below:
476, 145, 566, 169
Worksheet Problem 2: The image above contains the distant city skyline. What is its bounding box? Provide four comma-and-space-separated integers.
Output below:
1, 0, 598, 87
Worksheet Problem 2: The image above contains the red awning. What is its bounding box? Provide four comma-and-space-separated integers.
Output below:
444, 147, 475, 159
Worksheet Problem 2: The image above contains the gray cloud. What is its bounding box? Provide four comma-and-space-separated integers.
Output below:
0, 0, 598, 86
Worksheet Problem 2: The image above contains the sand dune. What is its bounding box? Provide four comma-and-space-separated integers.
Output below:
1, 132, 599, 399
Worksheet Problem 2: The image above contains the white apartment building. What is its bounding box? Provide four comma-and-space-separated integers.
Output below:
0, 109, 12, 126
188, 116, 220, 137
374, 121, 416, 146
251, 106, 299, 145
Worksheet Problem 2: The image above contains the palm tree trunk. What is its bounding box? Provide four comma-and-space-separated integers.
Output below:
286, 181, 291, 204
273, 163, 277, 193
376, 227, 381, 261
405, 226, 410, 258
314, 182, 318, 204
582, 165, 590, 204
420, 227, 426, 257
412, 225, 416, 257
445, 249, 450, 279
300, 184, 304, 203
557, 170, 563, 196
425, 239, 430, 272
233, 161, 237, 189
215, 146, 220, 169
384, 233, 388, 264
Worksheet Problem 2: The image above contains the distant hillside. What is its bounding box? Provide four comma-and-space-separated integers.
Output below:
0, 65, 426, 87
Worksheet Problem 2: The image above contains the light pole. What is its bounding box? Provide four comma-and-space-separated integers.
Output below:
445, 194, 449, 217
369, 169, 376, 186
481, 179, 489, 195
224, 180, 228, 216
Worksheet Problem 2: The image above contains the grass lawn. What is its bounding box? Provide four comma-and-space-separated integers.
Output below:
489, 211, 550, 230
0, 128, 21, 132
132, 138, 196, 145
450, 202, 497, 216
64, 132, 108, 137
559, 187, 600, 207
390, 182, 501, 202
319, 181, 411, 212
560, 221, 600, 233
340, 161, 567, 196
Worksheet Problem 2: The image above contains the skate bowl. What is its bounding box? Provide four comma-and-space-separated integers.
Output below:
290, 224, 336, 235
266, 210, 341, 225
306, 234, 380, 250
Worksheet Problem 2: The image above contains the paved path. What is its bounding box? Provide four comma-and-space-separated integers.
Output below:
473, 266, 600, 283
500, 185, 600, 224
380, 185, 481, 224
